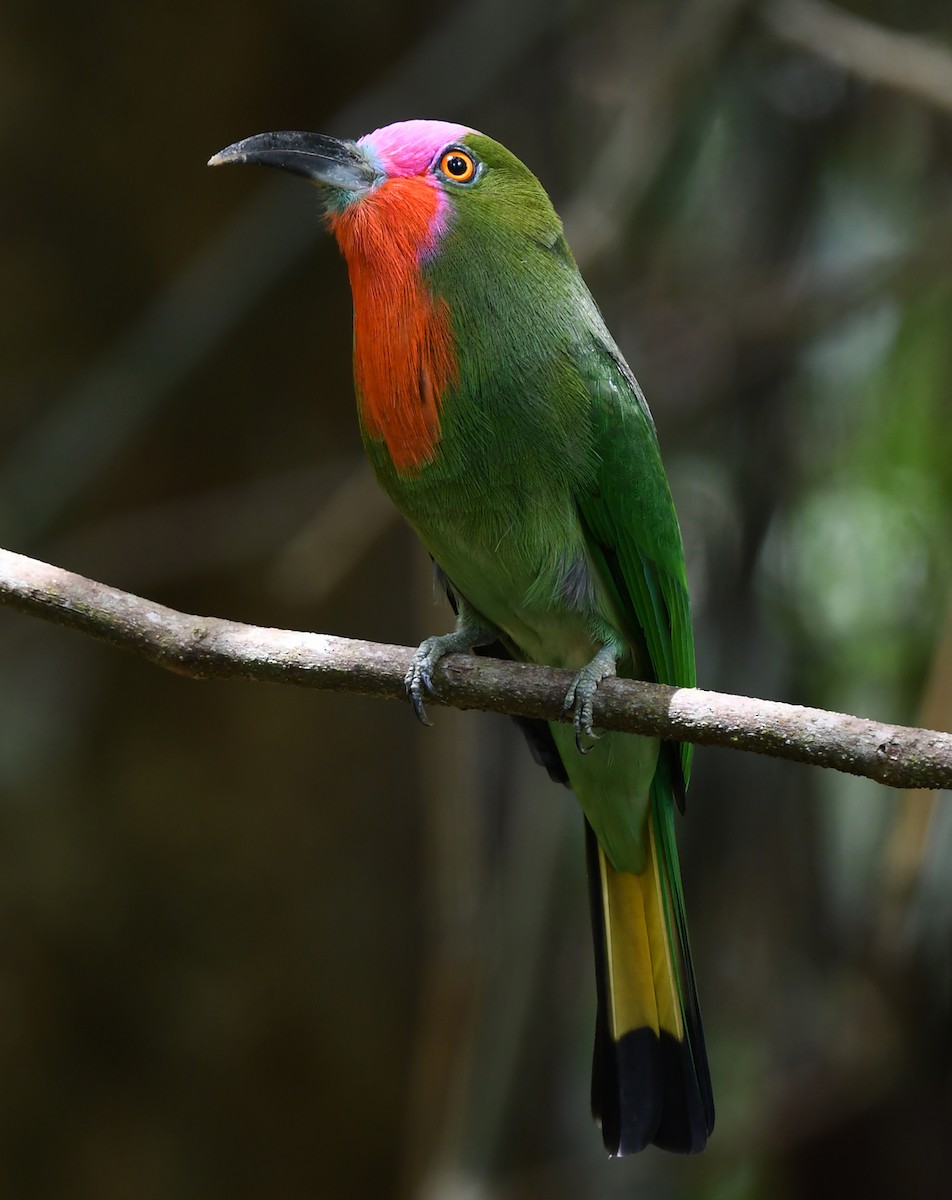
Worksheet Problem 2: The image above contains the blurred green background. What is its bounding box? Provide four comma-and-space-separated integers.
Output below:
1, 0, 951, 1196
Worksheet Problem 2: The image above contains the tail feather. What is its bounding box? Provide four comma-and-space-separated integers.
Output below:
585, 791, 714, 1155
652, 782, 715, 1143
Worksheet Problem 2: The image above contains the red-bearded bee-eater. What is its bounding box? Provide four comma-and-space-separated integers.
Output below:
209, 120, 714, 1155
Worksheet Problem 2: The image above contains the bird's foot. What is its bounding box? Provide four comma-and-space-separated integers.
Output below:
561, 646, 618, 753
405, 625, 483, 726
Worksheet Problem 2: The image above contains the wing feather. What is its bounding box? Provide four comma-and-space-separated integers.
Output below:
576, 337, 696, 785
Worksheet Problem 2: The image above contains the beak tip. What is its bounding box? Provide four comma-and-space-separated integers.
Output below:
207, 145, 239, 169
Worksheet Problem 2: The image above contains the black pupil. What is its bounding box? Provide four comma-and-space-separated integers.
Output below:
446, 154, 468, 177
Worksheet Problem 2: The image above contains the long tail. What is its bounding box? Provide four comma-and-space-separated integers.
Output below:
585, 784, 714, 1155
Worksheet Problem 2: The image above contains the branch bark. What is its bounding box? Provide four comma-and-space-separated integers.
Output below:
1, 546, 950, 791
763, 0, 952, 116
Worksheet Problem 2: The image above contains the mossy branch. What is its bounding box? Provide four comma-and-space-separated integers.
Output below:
1, 546, 949, 790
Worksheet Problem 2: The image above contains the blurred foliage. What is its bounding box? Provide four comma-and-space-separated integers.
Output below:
1, 1, 951, 1197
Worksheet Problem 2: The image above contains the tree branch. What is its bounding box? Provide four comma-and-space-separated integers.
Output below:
1, 546, 949, 791
763, 0, 952, 116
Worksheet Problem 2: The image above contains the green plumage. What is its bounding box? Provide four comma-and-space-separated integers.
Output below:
367, 134, 694, 870
210, 120, 714, 1156
366, 135, 713, 1153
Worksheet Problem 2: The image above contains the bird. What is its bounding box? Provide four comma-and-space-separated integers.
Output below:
209, 119, 714, 1156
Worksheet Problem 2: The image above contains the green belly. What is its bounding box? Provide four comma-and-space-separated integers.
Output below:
421, 524, 657, 876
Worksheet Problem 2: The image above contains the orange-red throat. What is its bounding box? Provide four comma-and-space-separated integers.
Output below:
327, 174, 457, 473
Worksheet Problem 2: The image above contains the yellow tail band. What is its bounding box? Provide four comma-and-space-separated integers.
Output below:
598, 815, 684, 1042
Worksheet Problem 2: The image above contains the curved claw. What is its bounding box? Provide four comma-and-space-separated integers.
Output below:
405, 631, 471, 727
405, 656, 436, 727
404, 619, 495, 728
576, 725, 602, 755
406, 684, 433, 727
562, 679, 597, 752
562, 645, 618, 753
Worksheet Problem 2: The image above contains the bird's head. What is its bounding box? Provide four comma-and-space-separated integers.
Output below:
208, 118, 562, 266
208, 120, 570, 473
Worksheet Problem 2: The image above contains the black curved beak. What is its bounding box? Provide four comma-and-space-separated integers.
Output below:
208, 131, 378, 194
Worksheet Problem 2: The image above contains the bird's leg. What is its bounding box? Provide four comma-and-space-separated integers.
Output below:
562, 641, 621, 754
405, 604, 496, 726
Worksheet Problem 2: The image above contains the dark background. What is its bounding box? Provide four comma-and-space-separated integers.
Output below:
1, 1, 951, 1196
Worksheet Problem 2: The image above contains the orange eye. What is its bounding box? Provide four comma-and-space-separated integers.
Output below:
439, 149, 476, 183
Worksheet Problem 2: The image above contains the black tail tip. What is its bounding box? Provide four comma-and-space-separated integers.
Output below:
594, 1027, 714, 1156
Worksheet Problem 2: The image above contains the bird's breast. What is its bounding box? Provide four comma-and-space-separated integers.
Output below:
351, 288, 457, 473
